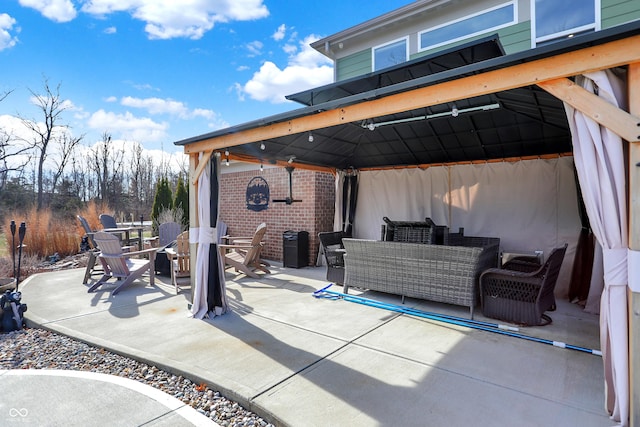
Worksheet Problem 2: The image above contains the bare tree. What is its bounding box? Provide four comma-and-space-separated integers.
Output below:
0, 90, 32, 194
68, 149, 91, 201
90, 132, 125, 208
0, 129, 32, 193
20, 79, 72, 209
50, 131, 84, 196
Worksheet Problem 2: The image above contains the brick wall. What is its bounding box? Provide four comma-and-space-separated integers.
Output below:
219, 166, 335, 266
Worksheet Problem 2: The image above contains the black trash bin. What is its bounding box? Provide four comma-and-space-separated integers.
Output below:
283, 230, 309, 268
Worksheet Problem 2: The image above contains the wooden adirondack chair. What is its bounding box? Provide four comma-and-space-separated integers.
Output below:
77, 215, 102, 285
159, 222, 181, 246
219, 223, 270, 279
165, 230, 190, 294
78, 215, 135, 285
88, 232, 159, 295
99, 213, 132, 245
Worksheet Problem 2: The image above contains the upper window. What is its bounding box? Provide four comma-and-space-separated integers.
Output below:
373, 37, 409, 71
419, 2, 516, 51
532, 0, 600, 46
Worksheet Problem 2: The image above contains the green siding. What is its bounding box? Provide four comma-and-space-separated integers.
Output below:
602, 0, 640, 28
336, 49, 371, 81
337, 22, 532, 80
333, 0, 640, 81
498, 22, 531, 54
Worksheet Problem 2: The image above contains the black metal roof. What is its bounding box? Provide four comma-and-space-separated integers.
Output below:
175, 22, 640, 170
286, 35, 506, 106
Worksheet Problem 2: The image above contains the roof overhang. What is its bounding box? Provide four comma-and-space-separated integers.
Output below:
310, 0, 454, 59
175, 22, 640, 182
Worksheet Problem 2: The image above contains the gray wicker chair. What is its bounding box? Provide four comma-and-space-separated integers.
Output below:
318, 231, 346, 285
382, 217, 436, 244
479, 244, 568, 326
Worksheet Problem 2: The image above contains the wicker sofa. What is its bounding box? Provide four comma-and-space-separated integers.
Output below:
342, 237, 500, 318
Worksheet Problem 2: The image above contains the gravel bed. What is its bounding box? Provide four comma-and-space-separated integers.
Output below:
0, 327, 274, 427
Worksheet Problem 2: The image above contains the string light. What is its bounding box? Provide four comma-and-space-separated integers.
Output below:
260, 142, 265, 150
308, 132, 314, 143
260, 163, 263, 172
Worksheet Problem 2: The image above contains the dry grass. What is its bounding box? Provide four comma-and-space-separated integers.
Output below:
1, 201, 115, 278
2, 208, 79, 259
0, 201, 118, 282
0, 252, 41, 282
76, 200, 112, 236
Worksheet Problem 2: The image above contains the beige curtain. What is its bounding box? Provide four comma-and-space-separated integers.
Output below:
564, 69, 629, 425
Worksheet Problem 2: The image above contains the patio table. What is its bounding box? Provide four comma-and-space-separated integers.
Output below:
103, 226, 144, 251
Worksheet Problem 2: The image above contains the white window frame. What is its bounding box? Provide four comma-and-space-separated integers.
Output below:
372, 36, 409, 72
531, 0, 601, 47
418, 1, 517, 52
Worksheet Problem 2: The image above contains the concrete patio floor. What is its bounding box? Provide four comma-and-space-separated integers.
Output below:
16, 262, 610, 426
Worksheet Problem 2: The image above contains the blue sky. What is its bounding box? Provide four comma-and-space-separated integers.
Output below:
0, 0, 408, 165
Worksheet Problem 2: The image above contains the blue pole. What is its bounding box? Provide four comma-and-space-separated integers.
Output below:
313, 285, 518, 331
313, 285, 602, 356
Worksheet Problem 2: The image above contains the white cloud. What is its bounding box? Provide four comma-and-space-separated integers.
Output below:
237, 35, 333, 104
87, 109, 168, 143
104, 96, 118, 103
0, 14, 19, 51
81, 0, 269, 40
120, 96, 217, 120
104, 26, 116, 34
245, 40, 263, 57
73, 110, 90, 120
128, 82, 160, 92
121, 96, 188, 116
191, 108, 216, 120
272, 24, 286, 41
0, 114, 32, 143
19, 0, 77, 23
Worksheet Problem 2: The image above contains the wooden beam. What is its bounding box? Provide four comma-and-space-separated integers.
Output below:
538, 78, 640, 143
224, 152, 336, 173
628, 61, 640, 427
183, 34, 640, 154
630, 62, 640, 250
191, 150, 213, 185
188, 153, 199, 300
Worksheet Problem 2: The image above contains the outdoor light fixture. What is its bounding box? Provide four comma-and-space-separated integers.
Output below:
308, 132, 314, 143
260, 142, 265, 150
287, 156, 295, 164
224, 149, 230, 166
361, 102, 500, 130
260, 163, 263, 172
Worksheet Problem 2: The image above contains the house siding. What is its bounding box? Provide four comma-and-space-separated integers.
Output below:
337, 21, 532, 81
332, 0, 640, 81
336, 49, 371, 81
602, 0, 640, 28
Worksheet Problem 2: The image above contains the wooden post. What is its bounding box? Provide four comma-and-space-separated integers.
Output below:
188, 153, 199, 304
628, 61, 640, 427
